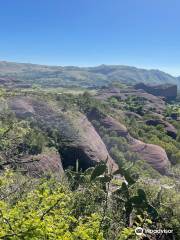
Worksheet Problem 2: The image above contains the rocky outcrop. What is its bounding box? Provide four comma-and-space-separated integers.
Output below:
124, 111, 142, 119
96, 87, 166, 114
129, 138, 170, 174
21, 149, 64, 177
100, 116, 128, 137
134, 83, 177, 100
60, 112, 116, 171
145, 119, 177, 139
87, 108, 128, 138
8, 97, 116, 172
6, 96, 170, 174
87, 108, 170, 174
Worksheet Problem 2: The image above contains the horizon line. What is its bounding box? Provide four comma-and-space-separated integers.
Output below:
0, 59, 179, 77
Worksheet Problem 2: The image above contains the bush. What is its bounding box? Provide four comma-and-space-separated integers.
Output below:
0, 171, 104, 240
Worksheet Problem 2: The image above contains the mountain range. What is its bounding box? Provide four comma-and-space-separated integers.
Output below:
0, 61, 179, 88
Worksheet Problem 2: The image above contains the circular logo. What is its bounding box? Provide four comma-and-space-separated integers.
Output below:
135, 227, 144, 236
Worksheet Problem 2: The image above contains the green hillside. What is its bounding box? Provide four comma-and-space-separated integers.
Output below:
0, 61, 178, 88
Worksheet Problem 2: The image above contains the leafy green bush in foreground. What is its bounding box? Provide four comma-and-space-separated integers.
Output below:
0, 160, 179, 240
0, 170, 104, 240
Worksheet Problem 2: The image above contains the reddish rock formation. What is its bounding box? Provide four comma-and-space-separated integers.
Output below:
8, 97, 117, 172
95, 87, 166, 114
129, 138, 170, 174
88, 108, 170, 174
100, 116, 128, 137
134, 83, 177, 100
7, 96, 170, 174
60, 112, 117, 171
21, 149, 64, 177
145, 119, 177, 139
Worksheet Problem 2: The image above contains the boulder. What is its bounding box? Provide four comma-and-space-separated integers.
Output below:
129, 138, 170, 174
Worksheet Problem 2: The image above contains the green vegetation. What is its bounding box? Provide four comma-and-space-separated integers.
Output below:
125, 117, 180, 165
0, 170, 104, 240
105, 92, 180, 166
121, 96, 146, 115
0, 87, 180, 239
165, 103, 180, 120
0, 161, 179, 239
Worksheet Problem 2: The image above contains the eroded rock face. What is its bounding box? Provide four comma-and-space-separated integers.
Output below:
6, 96, 170, 174
145, 119, 177, 139
87, 108, 170, 174
96, 87, 166, 114
88, 108, 128, 138
129, 138, 170, 174
8, 97, 116, 172
21, 149, 64, 177
134, 83, 177, 100
101, 116, 128, 137
60, 111, 116, 171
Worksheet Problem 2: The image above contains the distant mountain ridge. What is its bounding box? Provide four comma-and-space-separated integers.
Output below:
0, 61, 179, 88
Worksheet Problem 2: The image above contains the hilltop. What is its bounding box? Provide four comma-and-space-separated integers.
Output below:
0, 61, 179, 88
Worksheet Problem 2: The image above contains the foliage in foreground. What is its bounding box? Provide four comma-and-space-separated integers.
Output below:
0, 160, 179, 240
0, 170, 104, 240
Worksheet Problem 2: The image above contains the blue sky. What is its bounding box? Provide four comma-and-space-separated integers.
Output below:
0, 0, 180, 75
